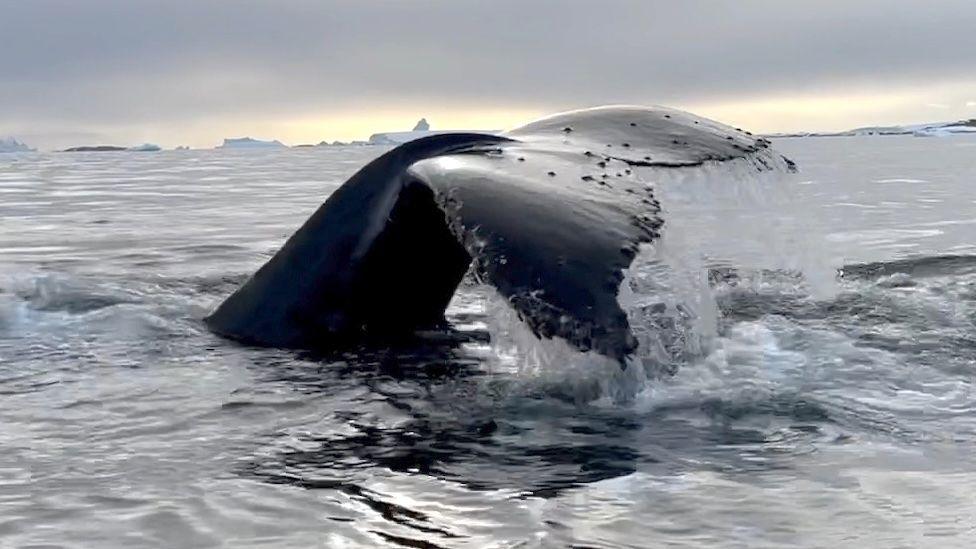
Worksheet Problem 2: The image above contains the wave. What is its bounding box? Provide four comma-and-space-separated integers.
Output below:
11, 274, 136, 313
840, 253, 976, 279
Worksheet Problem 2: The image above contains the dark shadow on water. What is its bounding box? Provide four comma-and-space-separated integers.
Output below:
236, 335, 836, 500
215, 321, 850, 548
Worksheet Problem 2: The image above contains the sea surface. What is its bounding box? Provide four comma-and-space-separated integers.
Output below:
2, 136, 975, 548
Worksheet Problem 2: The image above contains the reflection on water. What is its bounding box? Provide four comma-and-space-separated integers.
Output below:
2, 137, 976, 547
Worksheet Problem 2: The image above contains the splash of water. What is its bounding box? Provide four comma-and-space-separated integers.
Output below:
458, 157, 837, 402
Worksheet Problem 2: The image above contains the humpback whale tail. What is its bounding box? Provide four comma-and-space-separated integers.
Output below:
206, 106, 793, 361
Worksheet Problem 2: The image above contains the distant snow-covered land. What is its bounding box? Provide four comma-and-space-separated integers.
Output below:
62, 145, 129, 152
768, 118, 976, 138
910, 123, 976, 137
217, 137, 286, 149
0, 137, 34, 153
62, 144, 161, 152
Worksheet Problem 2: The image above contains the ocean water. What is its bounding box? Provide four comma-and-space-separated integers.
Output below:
2, 136, 975, 548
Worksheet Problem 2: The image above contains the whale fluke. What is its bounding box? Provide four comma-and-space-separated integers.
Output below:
206, 106, 790, 361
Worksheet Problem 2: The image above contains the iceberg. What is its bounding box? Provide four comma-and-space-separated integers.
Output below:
0, 137, 34, 153
128, 143, 161, 152
217, 137, 286, 149
368, 118, 500, 145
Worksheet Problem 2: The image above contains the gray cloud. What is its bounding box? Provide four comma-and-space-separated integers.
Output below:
3, 0, 976, 147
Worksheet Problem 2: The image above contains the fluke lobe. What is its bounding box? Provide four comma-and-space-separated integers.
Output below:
206, 106, 791, 361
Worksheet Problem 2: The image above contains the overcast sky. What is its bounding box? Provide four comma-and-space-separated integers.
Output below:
3, 0, 976, 149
